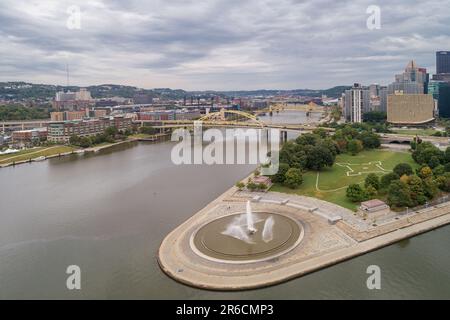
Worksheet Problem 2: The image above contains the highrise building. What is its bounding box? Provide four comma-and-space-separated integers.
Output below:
431, 51, 450, 118
436, 51, 450, 74
344, 83, 370, 123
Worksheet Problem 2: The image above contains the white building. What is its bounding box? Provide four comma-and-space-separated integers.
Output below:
344, 83, 370, 123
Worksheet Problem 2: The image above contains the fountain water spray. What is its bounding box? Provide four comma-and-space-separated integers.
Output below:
246, 201, 257, 234
262, 216, 274, 243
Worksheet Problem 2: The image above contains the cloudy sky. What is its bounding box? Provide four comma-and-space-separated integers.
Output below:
1, 0, 449, 90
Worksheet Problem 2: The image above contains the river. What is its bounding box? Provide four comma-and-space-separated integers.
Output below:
0, 111, 449, 299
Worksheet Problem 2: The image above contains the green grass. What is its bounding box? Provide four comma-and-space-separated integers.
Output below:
0, 146, 75, 164
270, 149, 419, 211
393, 128, 438, 136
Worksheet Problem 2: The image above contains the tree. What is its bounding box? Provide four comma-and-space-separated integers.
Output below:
365, 173, 380, 190
444, 147, 450, 163
433, 165, 446, 176
393, 163, 413, 177
412, 142, 443, 165
422, 177, 439, 199
306, 145, 335, 171
381, 172, 400, 189
359, 132, 381, 149
436, 172, 450, 192
105, 126, 118, 137
312, 128, 328, 139
272, 163, 290, 183
284, 168, 303, 189
346, 184, 368, 202
79, 137, 92, 148
406, 175, 427, 206
279, 141, 308, 169
347, 139, 363, 155
418, 166, 433, 180
387, 180, 412, 208
69, 135, 80, 146
295, 134, 317, 146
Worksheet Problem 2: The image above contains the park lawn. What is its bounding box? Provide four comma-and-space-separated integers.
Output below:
0, 146, 75, 164
393, 128, 438, 136
129, 133, 156, 139
270, 149, 419, 211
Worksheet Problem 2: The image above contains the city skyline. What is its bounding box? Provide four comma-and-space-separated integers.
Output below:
1, 0, 450, 90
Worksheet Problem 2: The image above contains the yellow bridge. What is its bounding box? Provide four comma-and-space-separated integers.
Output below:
136, 109, 334, 133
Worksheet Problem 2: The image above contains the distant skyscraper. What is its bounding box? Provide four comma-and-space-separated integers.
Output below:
344, 83, 370, 123
388, 60, 428, 94
436, 51, 450, 74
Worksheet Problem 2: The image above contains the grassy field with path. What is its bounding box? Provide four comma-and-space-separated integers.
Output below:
271, 149, 419, 211
0, 146, 76, 165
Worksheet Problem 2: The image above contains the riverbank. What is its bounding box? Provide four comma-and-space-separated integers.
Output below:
0, 146, 79, 168
0, 133, 170, 168
158, 181, 450, 291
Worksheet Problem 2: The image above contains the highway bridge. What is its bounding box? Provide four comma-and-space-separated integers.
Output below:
380, 134, 449, 146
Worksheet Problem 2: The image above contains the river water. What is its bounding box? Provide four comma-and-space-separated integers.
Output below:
0, 112, 449, 299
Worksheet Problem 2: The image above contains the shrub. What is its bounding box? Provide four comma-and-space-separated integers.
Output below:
272, 163, 290, 183
347, 139, 363, 155
246, 182, 258, 191
235, 182, 245, 190
346, 184, 368, 202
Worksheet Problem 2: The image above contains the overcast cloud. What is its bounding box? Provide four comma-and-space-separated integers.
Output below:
0, 0, 449, 90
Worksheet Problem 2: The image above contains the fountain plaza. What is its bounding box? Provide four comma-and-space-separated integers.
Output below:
158, 181, 450, 290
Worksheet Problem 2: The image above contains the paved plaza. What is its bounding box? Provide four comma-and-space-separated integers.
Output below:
158, 185, 450, 290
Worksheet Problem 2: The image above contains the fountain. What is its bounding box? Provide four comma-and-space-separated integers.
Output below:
191, 201, 304, 263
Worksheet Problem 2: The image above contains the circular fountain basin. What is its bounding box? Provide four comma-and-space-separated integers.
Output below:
190, 212, 304, 264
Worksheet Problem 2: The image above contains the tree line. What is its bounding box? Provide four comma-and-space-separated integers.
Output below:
271, 124, 381, 189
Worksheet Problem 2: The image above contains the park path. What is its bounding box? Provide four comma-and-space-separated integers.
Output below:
315, 161, 390, 192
